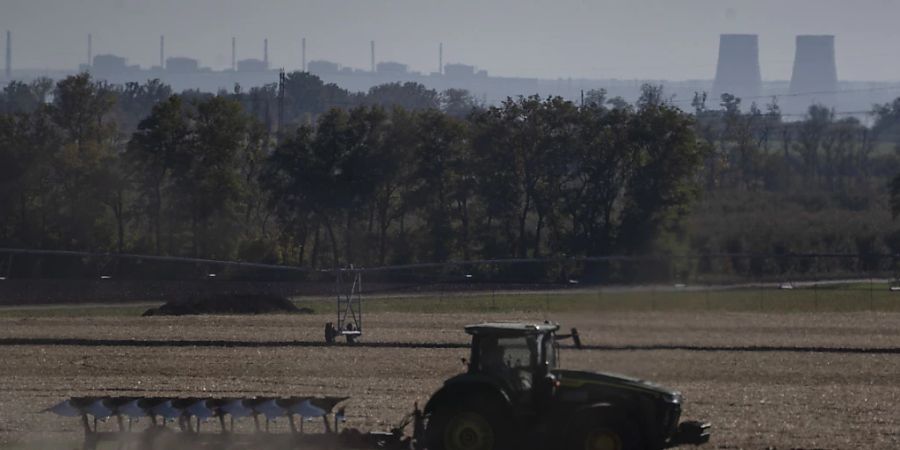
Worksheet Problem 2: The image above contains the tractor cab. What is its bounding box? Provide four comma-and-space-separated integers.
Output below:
463, 323, 563, 404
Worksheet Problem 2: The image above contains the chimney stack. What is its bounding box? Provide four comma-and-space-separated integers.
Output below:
302, 37, 306, 71
439, 42, 443, 75
370, 40, 375, 72
264, 38, 269, 68
4, 31, 10, 80
160, 35, 165, 69
88, 33, 93, 68
712, 34, 762, 101
231, 37, 236, 71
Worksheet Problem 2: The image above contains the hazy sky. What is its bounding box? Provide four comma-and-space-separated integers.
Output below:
3, 0, 900, 81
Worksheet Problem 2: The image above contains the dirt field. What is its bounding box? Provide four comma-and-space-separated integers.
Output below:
0, 310, 899, 449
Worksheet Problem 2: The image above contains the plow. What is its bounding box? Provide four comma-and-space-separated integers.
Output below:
46, 395, 420, 449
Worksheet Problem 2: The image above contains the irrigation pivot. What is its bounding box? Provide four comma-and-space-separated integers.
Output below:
326, 267, 363, 344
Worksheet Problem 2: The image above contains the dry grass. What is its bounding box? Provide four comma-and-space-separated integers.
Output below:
0, 311, 898, 449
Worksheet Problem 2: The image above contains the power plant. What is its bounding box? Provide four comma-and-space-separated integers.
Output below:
713, 34, 762, 100
2, 33, 891, 117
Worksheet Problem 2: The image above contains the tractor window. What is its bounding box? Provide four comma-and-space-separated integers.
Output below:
477, 335, 538, 393
496, 336, 535, 369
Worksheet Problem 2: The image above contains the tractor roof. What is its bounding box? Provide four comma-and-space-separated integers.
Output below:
464, 322, 560, 336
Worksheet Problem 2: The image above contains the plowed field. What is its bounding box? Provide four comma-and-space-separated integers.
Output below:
1, 310, 898, 449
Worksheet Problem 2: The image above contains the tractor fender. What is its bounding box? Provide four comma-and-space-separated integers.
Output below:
569, 402, 618, 421
565, 402, 634, 432
423, 373, 512, 415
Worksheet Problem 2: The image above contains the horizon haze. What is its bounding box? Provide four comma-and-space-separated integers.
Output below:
2, 0, 900, 82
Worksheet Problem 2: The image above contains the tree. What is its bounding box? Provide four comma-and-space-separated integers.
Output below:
440, 89, 480, 118
794, 104, 834, 184
366, 82, 439, 111
617, 101, 706, 254
282, 71, 355, 122
126, 95, 189, 254
407, 109, 472, 261
173, 96, 249, 258
264, 106, 387, 267
49, 74, 119, 250
116, 79, 172, 133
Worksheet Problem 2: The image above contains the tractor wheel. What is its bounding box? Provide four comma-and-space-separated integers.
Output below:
425, 396, 511, 450
568, 415, 643, 450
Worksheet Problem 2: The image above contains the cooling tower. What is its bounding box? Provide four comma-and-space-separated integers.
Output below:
712, 34, 762, 100
789, 35, 838, 94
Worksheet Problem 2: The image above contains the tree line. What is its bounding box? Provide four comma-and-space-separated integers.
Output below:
3, 72, 900, 277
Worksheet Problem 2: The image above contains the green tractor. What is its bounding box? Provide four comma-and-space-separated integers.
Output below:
421, 322, 710, 450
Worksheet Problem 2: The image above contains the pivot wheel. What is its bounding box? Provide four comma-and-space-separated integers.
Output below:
444, 411, 494, 450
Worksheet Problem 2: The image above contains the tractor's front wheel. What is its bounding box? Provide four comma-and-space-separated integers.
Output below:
568, 416, 643, 450
425, 396, 511, 450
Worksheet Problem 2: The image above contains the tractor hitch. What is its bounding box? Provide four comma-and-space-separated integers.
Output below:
668, 420, 711, 447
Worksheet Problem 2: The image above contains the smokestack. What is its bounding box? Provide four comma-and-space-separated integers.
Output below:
712, 34, 762, 100
88, 33, 93, 68
160, 35, 165, 69
439, 42, 443, 75
302, 37, 306, 71
231, 37, 236, 71
264, 38, 269, 68
790, 35, 838, 94
4, 31, 10, 80
370, 40, 375, 72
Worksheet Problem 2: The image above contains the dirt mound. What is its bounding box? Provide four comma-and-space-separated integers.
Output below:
142, 294, 313, 316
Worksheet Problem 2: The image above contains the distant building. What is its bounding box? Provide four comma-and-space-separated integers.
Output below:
377, 61, 408, 74
93, 54, 128, 72
444, 63, 476, 78
308, 60, 340, 75
165, 57, 199, 73
237, 58, 268, 72
90, 54, 142, 79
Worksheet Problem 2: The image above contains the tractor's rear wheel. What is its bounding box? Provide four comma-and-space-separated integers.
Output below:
426, 396, 511, 450
568, 416, 643, 450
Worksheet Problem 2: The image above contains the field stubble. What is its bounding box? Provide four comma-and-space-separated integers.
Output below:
0, 308, 898, 449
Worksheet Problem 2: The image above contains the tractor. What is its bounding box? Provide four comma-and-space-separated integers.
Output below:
422, 322, 710, 450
